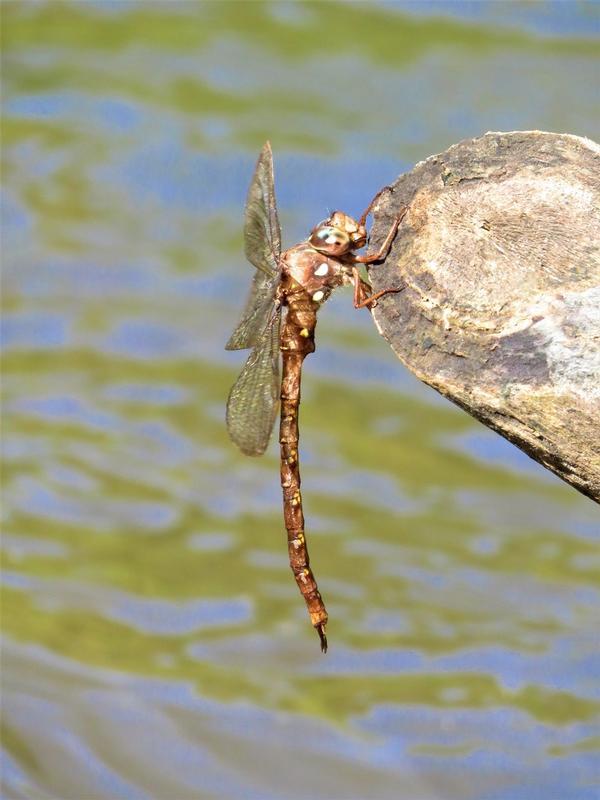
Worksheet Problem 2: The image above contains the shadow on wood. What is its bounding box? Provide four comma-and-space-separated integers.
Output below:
368, 131, 600, 503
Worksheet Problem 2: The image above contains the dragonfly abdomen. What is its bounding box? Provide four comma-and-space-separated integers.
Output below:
279, 288, 328, 651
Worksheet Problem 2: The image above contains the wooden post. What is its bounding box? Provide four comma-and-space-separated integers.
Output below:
368, 131, 600, 503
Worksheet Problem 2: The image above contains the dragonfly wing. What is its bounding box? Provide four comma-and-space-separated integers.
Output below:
244, 141, 281, 277
225, 269, 279, 351
226, 308, 281, 456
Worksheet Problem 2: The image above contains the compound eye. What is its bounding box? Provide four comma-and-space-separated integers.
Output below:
310, 225, 350, 251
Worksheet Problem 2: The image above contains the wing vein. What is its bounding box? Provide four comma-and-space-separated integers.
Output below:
226, 309, 281, 456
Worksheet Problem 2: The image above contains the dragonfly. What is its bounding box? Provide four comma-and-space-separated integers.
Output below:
225, 142, 406, 652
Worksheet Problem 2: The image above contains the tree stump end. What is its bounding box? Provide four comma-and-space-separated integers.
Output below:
368, 131, 600, 502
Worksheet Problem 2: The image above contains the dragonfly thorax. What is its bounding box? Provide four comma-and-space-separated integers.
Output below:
281, 242, 346, 303
309, 211, 367, 256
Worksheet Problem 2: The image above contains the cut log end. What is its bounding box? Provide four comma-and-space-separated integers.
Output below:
368, 131, 600, 503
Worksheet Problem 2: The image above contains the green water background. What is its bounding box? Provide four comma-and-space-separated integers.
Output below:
2, 2, 599, 798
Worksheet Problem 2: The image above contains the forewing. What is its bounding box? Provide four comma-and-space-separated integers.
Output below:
244, 141, 281, 276
225, 268, 279, 350
226, 309, 281, 456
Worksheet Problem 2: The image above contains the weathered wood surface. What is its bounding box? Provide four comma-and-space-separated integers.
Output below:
368, 131, 600, 503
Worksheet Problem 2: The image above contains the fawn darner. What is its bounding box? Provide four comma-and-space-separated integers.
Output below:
226, 142, 405, 652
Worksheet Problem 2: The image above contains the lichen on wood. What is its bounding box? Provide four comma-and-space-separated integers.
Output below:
368, 131, 600, 503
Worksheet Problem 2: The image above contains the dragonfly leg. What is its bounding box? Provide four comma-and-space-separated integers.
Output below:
358, 186, 393, 227
354, 206, 407, 265
352, 267, 404, 309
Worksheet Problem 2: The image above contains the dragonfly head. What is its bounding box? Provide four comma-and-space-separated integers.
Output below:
309, 211, 367, 256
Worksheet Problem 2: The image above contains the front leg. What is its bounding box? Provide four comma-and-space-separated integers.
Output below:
354, 206, 407, 265
358, 186, 392, 227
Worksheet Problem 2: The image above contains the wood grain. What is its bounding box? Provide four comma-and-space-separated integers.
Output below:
368, 131, 600, 503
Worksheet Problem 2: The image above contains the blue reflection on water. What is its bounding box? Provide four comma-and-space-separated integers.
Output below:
103, 382, 188, 406
121, 145, 410, 216
389, 0, 600, 37
2, 570, 252, 634
10, 478, 178, 531
105, 320, 187, 359
11, 395, 122, 429
6, 92, 144, 134
1, 313, 69, 350
12, 261, 152, 297
97, 98, 143, 131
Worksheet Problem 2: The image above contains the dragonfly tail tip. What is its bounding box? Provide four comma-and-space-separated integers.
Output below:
316, 623, 328, 654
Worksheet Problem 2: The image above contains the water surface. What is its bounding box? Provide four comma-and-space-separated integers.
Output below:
2, 2, 599, 798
